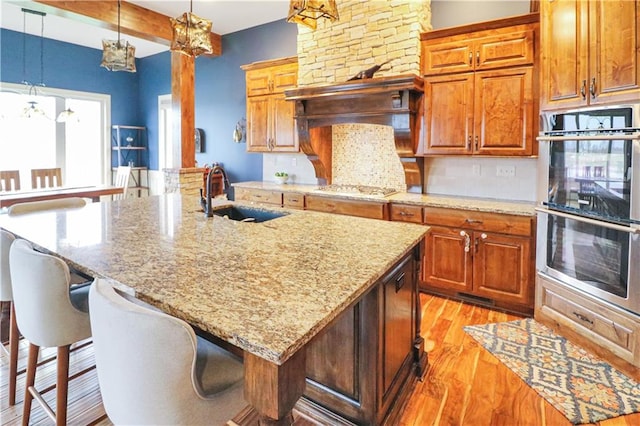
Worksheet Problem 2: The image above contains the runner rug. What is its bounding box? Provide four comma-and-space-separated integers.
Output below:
463, 318, 640, 425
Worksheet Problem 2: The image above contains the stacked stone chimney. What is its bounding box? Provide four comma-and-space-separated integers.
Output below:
294, 0, 431, 191
296, 0, 431, 87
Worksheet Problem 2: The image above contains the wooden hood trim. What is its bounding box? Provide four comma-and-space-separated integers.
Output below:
285, 74, 424, 191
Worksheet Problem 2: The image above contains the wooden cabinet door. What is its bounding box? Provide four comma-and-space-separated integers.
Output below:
589, 0, 640, 105
472, 232, 532, 306
271, 95, 299, 152
423, 226, 472, 293
423, 73, 474, 155
272, 63, 298, 92
475, 29, 535, 71
474, 67, 534, 156
422, 39, 474, 75
246, 68, 273, 97
246, 96, 270, 152
540, 0, 588, 110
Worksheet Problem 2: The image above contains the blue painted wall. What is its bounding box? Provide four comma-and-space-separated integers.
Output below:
1, 28, 139, 125
137, 19, 297, 187
1, 19, 296, 186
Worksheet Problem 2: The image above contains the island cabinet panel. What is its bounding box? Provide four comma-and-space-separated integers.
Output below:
234, 187, 283, 206
302, 248, 421, 425
422, 207, 535, 316
305, 195, 389, 220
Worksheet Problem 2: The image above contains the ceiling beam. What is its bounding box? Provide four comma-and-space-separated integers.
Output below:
24, 0, 221, 56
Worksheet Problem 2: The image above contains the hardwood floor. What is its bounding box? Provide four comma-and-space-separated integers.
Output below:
2, 294, 639, 425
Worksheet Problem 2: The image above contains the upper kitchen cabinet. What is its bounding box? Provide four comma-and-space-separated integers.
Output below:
540, 0, 640, 110
421, 14, 539, 157
241, 57, 299, 153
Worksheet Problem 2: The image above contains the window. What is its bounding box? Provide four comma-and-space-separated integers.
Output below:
0, 82, 111, 189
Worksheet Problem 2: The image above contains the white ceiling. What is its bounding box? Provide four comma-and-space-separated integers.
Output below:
0, 1, 292, 57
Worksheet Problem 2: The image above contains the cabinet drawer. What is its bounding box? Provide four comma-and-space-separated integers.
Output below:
234, 188, 282, 206
536, 275, 640, 364
390, 204, 424, 224
306, 196, 389, 220
423, 207, 533, 237
283, 193, 305, 209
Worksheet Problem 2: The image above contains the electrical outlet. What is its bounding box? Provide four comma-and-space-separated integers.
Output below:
496, 165, 516, 177
472, 164, 481, 176
292, 157, 297, 167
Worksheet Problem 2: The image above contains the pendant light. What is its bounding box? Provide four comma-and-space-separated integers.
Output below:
101, 0, 136, 72
170, 0, 213, 57
16, 8, 76, 122
286, 0, 339, 30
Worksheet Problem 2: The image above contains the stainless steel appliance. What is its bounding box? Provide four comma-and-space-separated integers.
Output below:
536, 105, 640, 314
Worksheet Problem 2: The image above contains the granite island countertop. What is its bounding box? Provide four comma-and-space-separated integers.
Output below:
232, 181, 536, 216
0, 194, 427, 365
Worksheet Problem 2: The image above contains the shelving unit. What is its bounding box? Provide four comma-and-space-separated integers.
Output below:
111, 125, 148, 197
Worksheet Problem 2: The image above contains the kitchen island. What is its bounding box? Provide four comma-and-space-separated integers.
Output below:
0, 194, 428, 425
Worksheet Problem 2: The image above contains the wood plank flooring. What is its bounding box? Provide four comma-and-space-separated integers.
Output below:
2, 294, 639, 425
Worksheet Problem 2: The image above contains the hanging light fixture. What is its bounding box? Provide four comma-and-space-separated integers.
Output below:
286, 0, 339, 30
170, 0, 213, 57
12, 8, 76, 122
101, 0, 136, 72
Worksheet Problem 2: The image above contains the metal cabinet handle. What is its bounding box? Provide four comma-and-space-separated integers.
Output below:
465, 219, 483, 224
399, 211, 414, 217
395, 272, 406, 292
467, 136, 471, 150
474, 135, 478, 150
580, 80, 587, 99
459, 230, 471, 253
590, 77, 596, 99
573, 311, 594, 325
469, 52, 473, 66
476, 51, 480, 66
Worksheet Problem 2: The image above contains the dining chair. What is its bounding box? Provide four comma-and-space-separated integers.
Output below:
113, 166, 131, 200
31, 167, 62, 189
7, 197, 86, 216
0, 229, 20, 406
9, 239, 93, 426
89, 279, 246, 425
0, 170, 21, 191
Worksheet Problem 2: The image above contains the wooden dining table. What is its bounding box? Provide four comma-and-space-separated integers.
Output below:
0, 185, 124, 208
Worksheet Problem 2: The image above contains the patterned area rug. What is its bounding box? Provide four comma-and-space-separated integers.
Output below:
464, 318, 640, 425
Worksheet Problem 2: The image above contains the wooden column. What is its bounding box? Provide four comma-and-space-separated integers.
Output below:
171, 52, 195, 168
244, 349, 307, 425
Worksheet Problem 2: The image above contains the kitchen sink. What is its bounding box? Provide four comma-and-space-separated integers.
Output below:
210, 205, 288, 223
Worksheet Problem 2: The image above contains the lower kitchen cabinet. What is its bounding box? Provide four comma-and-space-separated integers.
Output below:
234, 187, 283, 206
302, 247, 424, 425
306, 195, 389, 220
420, 206, 535, 315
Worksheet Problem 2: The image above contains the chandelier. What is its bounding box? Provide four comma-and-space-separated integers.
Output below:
100, 0, 136, 72
170, 0, 213, 57
286, 0, 339, 30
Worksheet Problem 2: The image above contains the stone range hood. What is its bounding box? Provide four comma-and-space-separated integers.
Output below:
284, 74, 425, 192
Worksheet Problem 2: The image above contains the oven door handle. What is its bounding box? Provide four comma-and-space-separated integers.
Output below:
535, 207, 640, 234
537, 133, 640, 142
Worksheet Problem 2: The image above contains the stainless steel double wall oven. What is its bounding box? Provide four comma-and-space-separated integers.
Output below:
536, 105, 640, 314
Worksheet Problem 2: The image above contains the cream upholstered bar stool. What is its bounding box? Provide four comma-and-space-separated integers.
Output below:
9, 239, 93, 426
0, 229, 20, 406
89, 279, 246, 425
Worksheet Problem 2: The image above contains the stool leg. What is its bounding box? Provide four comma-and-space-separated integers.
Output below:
8, 302, 19, 406
22, 343, 39, 426
56, 345, 71, 426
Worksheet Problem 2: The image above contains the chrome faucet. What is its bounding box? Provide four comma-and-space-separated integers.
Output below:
202, 164, 230, 217
204, 168, 216, 217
